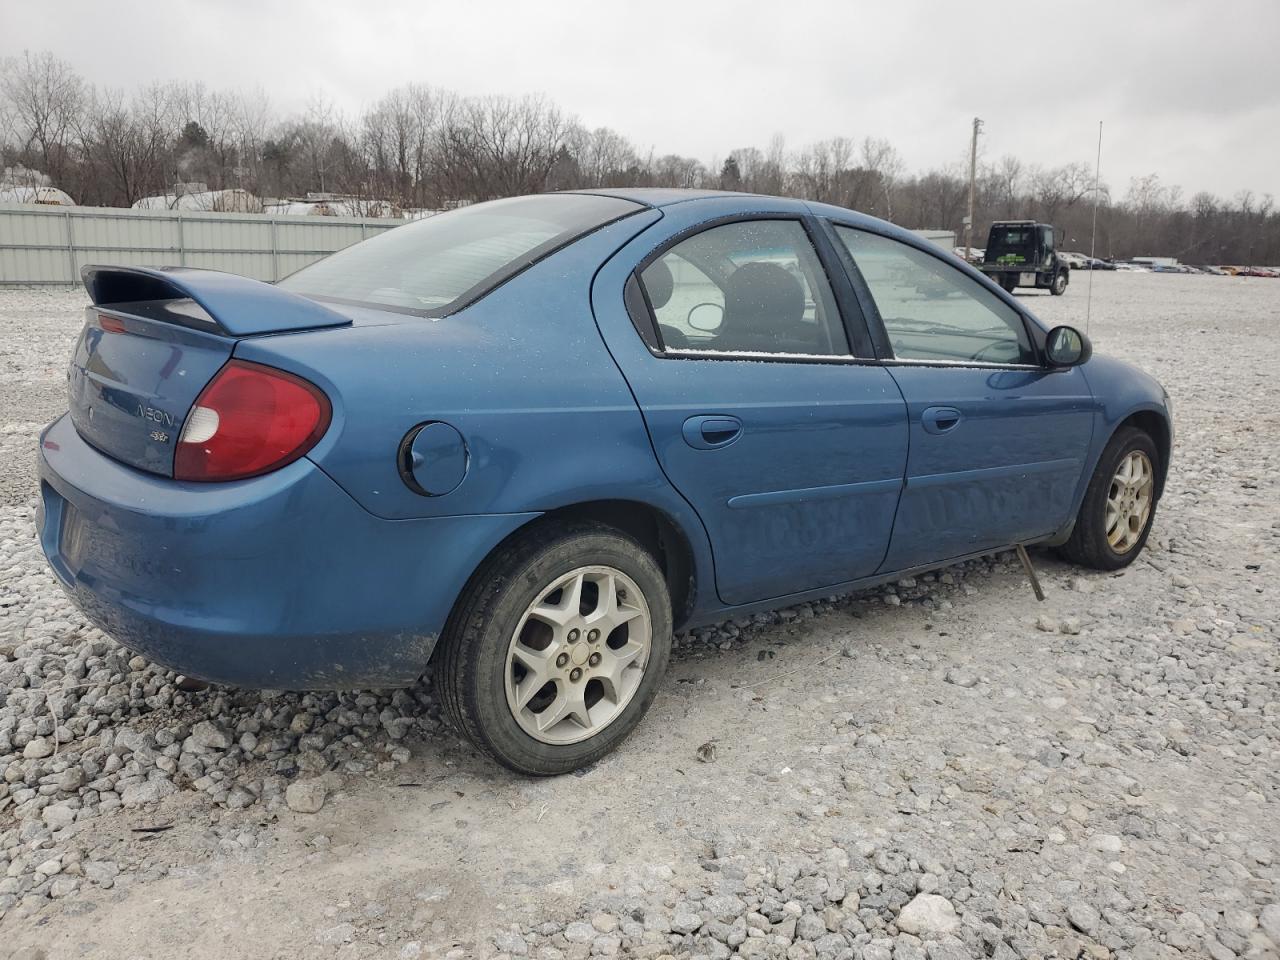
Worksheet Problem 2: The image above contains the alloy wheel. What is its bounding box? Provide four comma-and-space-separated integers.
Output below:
504, 565, 652, 745
1105, 450, 1154, 553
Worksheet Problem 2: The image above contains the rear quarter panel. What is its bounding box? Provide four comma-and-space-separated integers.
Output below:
236, 211, 669, 521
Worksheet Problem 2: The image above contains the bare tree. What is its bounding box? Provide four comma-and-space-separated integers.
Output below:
0, 50, 86, 194
859, 136, 904, 219
1, 49, 1276, 262
76, 85, 172, 206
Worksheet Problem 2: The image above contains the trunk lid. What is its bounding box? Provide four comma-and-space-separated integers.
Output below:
70, 266, 352, 476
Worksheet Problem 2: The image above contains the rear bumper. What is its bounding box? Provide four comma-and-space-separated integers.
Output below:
37, 414, 536, 689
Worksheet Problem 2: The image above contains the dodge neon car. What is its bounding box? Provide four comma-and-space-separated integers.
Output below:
38, 190, 1171, 774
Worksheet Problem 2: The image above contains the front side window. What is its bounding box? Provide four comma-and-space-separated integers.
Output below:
638, 220, 848, 356
835, 227, 1035, 365
280, 193, 642, 315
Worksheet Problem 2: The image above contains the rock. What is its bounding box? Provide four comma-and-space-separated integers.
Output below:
35, 857, 62, 877
1035, 615, 1057, 632
84, 860, 119, 887
925, 941, 971, 960
563, 921, 595, 944
225, 785, 257, 810
8, 948, 48, 960
1221, 909, 1256, 937
943, 667, 977, 688
494, 929, 528, 956
1092, 834, 1124, 854
41, 803, 75, 831
1258, 904, 1280, 945
590, 912, 618, 933
704, 895, 744, 922
590, 934, 620, 956
1067, 901, 1102, 938
286, 779, 328, 814
57, 767, 86, 792
121, 778, 177, 808
190, 720, 233, 750
49, 875, 79, 898
22, 737, 54, 759
796, 913, 826, 940
315, 923, 355, 945
896, 895, 959, 939
670, 909, 703, 934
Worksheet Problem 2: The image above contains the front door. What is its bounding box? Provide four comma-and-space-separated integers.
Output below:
609, 216, 909, 606
830, 225, 1095, 571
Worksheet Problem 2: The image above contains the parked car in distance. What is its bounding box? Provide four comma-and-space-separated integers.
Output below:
37, 190, 1173, 774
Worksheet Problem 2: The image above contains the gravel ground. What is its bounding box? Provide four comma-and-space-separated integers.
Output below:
0, 274, 1277, 960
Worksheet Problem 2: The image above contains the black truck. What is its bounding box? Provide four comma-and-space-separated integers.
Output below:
980, 221, 1069, 295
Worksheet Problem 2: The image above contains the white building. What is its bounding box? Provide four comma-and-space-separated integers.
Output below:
0, 166, 75, 205
133, 184, 262, 213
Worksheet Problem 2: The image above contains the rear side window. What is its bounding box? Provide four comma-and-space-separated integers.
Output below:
638, 220, 848, 357
280, 194, 643, 315
835, 226, 1035, 365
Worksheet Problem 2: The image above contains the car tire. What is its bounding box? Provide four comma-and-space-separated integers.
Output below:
436, 520, 673, 775
1051, 270, 1068, 295
1058, 427, 1160, 571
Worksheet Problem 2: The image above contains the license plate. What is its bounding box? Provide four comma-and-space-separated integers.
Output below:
1019, 272, 1035, 286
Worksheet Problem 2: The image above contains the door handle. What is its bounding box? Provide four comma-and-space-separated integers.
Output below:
921, 406, 962, 434
682, 415, 743, 450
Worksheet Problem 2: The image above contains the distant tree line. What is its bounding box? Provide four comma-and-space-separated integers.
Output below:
2, 50, 1277, 264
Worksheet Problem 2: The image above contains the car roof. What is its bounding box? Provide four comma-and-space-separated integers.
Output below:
561, 187, 756, 208
559, 189, 960, 268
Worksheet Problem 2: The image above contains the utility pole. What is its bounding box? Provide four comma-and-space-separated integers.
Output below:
964, 117, 983, 261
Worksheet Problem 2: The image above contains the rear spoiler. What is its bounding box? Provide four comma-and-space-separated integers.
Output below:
81, 265, 352, 336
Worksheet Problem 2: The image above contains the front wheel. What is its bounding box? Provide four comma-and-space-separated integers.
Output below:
436, 522, 672, 775
1058, 427, 1159, 570
1051, 270, 1069, 295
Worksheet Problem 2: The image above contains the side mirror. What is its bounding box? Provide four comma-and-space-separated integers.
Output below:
687, 302, 724, 332
1044, 325, 1092, 367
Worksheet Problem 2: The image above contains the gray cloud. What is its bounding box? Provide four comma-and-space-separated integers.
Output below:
6, 0, 1277, 199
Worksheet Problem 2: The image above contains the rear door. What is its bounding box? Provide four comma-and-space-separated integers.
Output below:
829, 224, 1095, 570
595, 209, 909, 606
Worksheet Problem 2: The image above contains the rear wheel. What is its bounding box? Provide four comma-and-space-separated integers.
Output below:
1051, 270, 1069, 295
1058, 427, 1159, 570
436, 521, 672, 775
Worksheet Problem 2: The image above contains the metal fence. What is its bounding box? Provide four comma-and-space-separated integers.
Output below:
0, 203, 404, 285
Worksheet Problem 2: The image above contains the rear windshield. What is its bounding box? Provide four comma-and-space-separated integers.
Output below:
279, 193, 643, 315
988, 226, 1035, 252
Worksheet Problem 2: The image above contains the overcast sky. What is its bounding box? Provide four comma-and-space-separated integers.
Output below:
6, 0, 1278, 200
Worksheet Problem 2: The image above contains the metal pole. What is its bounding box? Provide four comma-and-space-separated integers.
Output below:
965, 117, 983, 261
63, 210, 78, 283
177, 212, 187, 266
270, 218, 280, 282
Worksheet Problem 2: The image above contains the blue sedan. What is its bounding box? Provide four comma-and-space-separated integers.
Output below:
37, 190, 1172, 774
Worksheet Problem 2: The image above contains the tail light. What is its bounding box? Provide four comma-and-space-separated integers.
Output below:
174, 360, 331, 482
